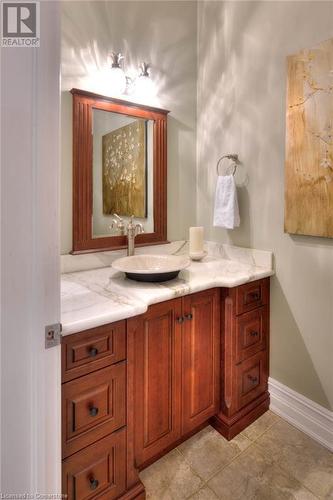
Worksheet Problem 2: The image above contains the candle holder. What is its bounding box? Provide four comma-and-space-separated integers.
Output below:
189, 226, 205, 261
189, 250, 207, 261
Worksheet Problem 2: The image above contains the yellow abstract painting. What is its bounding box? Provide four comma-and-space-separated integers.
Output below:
285, 38, 333, 237
103, 120, 147, 218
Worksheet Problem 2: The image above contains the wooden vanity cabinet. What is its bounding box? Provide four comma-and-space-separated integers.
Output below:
128, 288, 221, 468
61, 279, 270, 499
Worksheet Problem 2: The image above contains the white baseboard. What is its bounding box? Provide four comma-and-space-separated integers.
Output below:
269, 377, 333, 452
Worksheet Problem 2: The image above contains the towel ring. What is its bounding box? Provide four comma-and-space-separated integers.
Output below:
216, 154, 239, 176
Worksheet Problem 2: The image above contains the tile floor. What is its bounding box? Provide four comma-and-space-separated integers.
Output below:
139, 411, 333, 499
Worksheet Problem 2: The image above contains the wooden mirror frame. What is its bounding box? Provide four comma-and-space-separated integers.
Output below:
71, 88, 169, 253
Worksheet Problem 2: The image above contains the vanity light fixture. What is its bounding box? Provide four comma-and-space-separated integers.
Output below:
109, 52, 154, 97
133, 62, 156, 98
109, 52, 127, 95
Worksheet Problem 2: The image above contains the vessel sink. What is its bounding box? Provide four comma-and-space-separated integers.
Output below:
112, 254, 191, 282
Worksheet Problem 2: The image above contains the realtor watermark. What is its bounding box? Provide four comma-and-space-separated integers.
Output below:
0, 494, 66, 499
1, 1, 40, 47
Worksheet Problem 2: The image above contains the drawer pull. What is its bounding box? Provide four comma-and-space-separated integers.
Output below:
176, 317, 184, 324
89, 406, 99, 417
185, 313, 193, 321
89, 477, 99, 490
247, 374, 258, 384
250, 330, 259, 337
89, 347, 99, 357
249, 291, 260, 301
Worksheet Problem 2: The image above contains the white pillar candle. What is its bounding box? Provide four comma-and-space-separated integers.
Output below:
189, 226, 204, 254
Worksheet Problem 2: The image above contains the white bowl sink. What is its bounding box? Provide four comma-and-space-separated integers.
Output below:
112, 254, 191, 282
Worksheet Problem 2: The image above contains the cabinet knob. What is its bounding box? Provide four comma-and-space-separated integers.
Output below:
89, 347, 98, 357
89, 406, 99, 417
247, 374, 258, 384
250, 330, 259, 337
176, 316, 184, 324
249, 291, 260, 301
89, 477, 99, 490
185, 313, 193, 321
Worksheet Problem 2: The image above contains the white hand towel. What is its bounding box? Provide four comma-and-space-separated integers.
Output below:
213, 175, 240, 229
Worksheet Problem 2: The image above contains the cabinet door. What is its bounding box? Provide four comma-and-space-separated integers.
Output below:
235, 306, 268, 363
61, 321, 126, 382
182, 289, 220, 434
62, 363, 126, 458
62, 428, 126, 500
235, 350, 268, 411
129, 298, 182, 467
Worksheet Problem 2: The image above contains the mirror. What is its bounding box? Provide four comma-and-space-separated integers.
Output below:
92, 109, 154, 238
71, 88, 169, 253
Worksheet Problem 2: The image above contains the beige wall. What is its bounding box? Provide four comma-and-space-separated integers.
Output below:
61, 1, 197, 254
197, 1, 333, 410
61, 0, 333, 410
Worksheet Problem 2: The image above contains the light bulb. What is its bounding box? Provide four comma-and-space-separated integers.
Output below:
109, 66, 127, 96
134, 74, 156, 100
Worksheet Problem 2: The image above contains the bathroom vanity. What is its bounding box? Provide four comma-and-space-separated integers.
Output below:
61, 256, 271, 500
61, 90, 272, 499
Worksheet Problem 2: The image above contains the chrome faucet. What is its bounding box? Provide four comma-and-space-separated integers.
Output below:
109, 214, 144, 255
126, 216, 144, 256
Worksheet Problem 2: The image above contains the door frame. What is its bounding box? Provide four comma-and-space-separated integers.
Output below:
1, 2, 61, 494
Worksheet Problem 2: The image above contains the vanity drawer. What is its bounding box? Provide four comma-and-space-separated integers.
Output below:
235, 279, 269, 315
62, 363, 126, 458
62, 321, 126, 382
236, 351, 268, 411
235, 307, 268, 363
62, 428, 126, 500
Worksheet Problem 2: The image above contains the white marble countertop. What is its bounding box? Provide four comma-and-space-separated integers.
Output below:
61, 241, 274, 336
